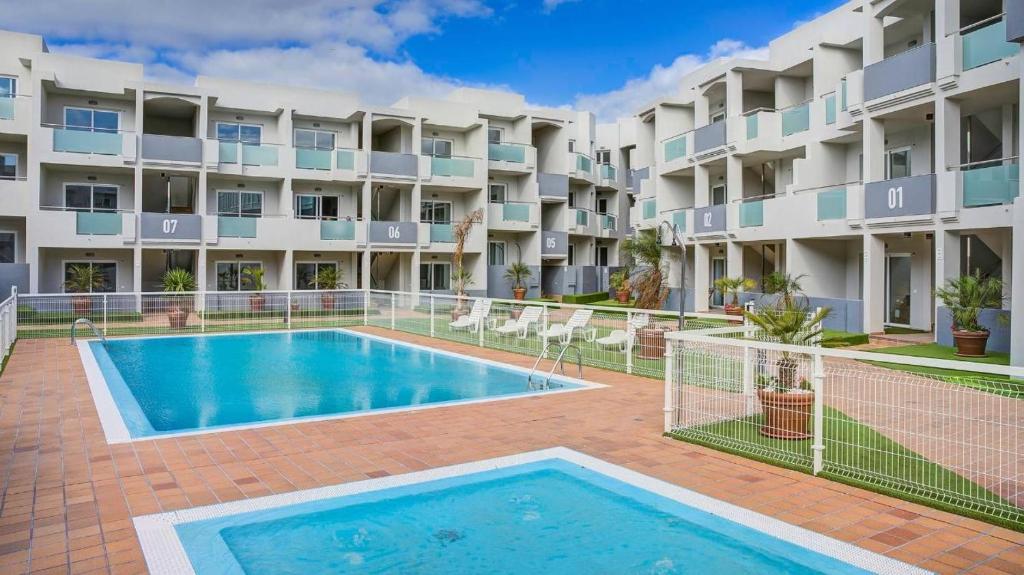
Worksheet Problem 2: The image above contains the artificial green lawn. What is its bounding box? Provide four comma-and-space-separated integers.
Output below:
863, 343, 1023, 397
821, 329, 869, 348
670, 405, 1021, 531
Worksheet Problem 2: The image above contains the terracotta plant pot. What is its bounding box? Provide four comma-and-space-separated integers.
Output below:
321, 293, 336, 311
513, 288, 527, 301
757, 389, 813, 440
167, 308, 189, 329
952, 330, 989, 357
616, 289, 630, 304
636, 326, 669, 360
72, 296, 92, 317
249, 294, 266, 313
724, 303, 744, 316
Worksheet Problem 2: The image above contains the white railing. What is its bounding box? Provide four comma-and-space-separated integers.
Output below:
664, 328, 1024, 529
0, 287, 17, 361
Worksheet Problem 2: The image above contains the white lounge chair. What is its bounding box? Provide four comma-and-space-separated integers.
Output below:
491, 306, 543, 338
449, 299, 491, 332
537, 308, 596, 344
596, 313, 652, 352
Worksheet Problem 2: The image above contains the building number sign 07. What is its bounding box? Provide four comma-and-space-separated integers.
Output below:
162, 218, 178, 234
887, 186, 903, 210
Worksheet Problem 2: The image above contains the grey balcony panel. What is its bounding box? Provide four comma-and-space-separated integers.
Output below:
0, 263, 29, 296
538, 173, 569, 199
370, 152, 418, 177
693, 204, 727, 233
368, 221, 418, 244
863, 43, 936, 101
694, 121, 727, 154
1009, 0, 1024, 42
864, 174, 936, 219
140, 213, 203, 241
541, 231, 568, 255
141, 134, 202, 163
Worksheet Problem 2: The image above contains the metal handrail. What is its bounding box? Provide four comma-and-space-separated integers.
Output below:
527, 343, 583, 390
70, 317, 105, 344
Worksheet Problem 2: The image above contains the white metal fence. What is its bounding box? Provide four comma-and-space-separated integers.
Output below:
665, 328, 1024, 529
0, 288, 17, 361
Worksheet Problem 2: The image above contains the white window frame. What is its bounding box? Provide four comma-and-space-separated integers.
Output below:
293, 128, 336, 150
215, 260, 264, 292
216, 189, 264, 217
488, 240, 506, 266
711, 184, 727, 206
0, 76, 16, 98
710, 111, 726, 124
568, 139, 576, 153
61, 260, 117, 293
488, 182, 508, 204
419, 262, 452, 291
595, 149, 611, 165
0, 152, 17, 180
294, 260, 340, 290
0, 230, 17, 264
420, 200, 453, 224
885, 146, 912, 180
63, 182, 119, 212
63, 105, 121, 132
215, 121, 263, 144
294, 194, 341, 220
421, 137, 454, 158
487, 126, 504, 144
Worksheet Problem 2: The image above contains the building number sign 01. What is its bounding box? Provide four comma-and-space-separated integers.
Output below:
887, 186, 903, 210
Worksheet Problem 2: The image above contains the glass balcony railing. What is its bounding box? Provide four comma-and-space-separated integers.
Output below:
745, 114, 758, 139
219, 142, 279, 166
600, 163, 616, 180
574, 153, 592, 174
963, 19, 1018, 71
664, 134, 687, 162
431, 156, 475, 178
76, 211, 122, 235
671, 210, 687, 233
488, 142, 527, 163
430, 223, 454, 243
840, 78, 848, 111
502, 202, 531, 222
53, 128, 123, 155
781, 103, 810, 136
337, 149, 355, 170
218, 215, 258, 238
739, 200, 764, 227
642, 199, 656, 220
320, 220, 355, 240
574, 209, 589, 227
962, 163, 1020, 207
825, 94, 837, 125
0, 97, 13, 121
601, 213, 616, 231
816, 189, 848, 221
296, 148, 332, 170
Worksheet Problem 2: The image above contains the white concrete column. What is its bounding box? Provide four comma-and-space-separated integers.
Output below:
360, 250, 371, 290
280, 249, 293, 291
1012, 200, 1024, 366
726, 155, 744, 202
694, 164, 710, 208
726, 69, 743, 118
1002, 104, 1015, 163
935, 97, 960, 172
726, 241, 743, 280
863, 2, 884, 66
197, 248, 208, 293
863, 233, 886, 333
863, 116, 886, 184
695, 89, 710, 128
693, 243, 711, 312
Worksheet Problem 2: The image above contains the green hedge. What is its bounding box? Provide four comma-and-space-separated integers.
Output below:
560, 291, 610, 305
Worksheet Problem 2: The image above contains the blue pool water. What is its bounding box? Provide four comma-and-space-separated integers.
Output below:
175, 459, 871, 575
90, 331, 578, 438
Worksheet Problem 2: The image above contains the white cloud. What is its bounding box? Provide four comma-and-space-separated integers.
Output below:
541, 0, 581, 13
574, 39, 768, 122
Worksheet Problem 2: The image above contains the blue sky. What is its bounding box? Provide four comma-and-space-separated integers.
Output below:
2, 0, 846, 120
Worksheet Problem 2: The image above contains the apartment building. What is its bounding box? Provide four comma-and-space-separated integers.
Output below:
0, 30, 629, 303
630, 0, 1024, 360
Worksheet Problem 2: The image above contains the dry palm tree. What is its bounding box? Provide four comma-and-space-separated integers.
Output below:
620, 230, 667, 310
452, 208, 483, 297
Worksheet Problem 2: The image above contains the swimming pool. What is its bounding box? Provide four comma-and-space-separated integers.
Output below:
135, 448, 925, 575
80, 330, 591, 442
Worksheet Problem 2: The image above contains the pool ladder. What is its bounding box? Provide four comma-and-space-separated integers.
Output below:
71, 318, 106, 345
527, 343, 582, 390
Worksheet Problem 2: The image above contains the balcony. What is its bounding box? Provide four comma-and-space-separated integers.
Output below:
370, 151, 418, 179
217, 141, 279, 167
816, 189, 848, 221
422, 155, 480, 188
538, 173, 569, 201
218, 215, 258, 238
141, 134, 202, 164
76, 211, 123, 235
598, 213, 617, 238
52, 128, 124, 156
488, 202, 537, 231
0, 97, 12, 120
781, 102, 810, 137
293, 147, 365, 180
487, 142, 535, 173
864, 174, 936, 221
963, 19, 1018, 71
663, 133, 688, 162
368, 221, 418, 246
693, 204, 727, 235
962, 163, 1020, 208
863, 43, 935, 102
541, 231, 568, 258
738, 199, 764, 228
139, 212, 203, 242
669, 209, 688, 235
693, 120, 727, 155
824, 94, 837, 126
428, 223, 454, 243
295, 147, 332, 170
568, 153, 595, 184
37, 209, 135, 246
567, 208, 598, 236
599, 164, 616, 181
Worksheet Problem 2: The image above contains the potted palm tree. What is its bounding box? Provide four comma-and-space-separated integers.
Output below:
241, 267, 268, 312
714, 276, 755, 317
161, 268, 196, 329
621, 231, 668, 359
610, 270, 631, 304
744, 303, 830, 440
935, 273, 1004, 357
313, 266, 346, 310
64, 264, 106, 317
504, 262, 532, 300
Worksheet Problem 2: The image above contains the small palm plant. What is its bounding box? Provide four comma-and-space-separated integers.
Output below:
610, 269, 631, 303
761, 272, 806, 307
713, 276, 755, 315
503, 262, 532, 300
935, 273, 1004, 356
313, 266, 346, 310
64, 264, 107, 316
241, 266, 268, 312
744, 303, 830, 389
161, 268, 196, 328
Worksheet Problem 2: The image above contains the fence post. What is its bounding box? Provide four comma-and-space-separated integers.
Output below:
541, 304, 549, 350
10, 286, 15, 346
811, 351, 825, 475
286, 291, 292, 330
390, 292, 396, 330
478, 300, 485, 347
430, 295, 435, 337
200, 292, 206, 333
742, 342, 754, 413
363, 290, 369, 326
663, 338, 675, 433
102, 294, 108, 336
625, 310, 633, 375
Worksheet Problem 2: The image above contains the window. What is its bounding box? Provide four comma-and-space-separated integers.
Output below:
597, 198, 608, 213
596, 150, 610, 165
567, 245, 575, 266
65, 107, 119, 133
63, 262, 115, 293
596, 246, 609, 267
295, 262, 339, 290
0, 76, 15, 98
295, 195, 339, 220
712, 184, 727, 206
421, 137, 453, 158
217, 190, 263, 217
419, 262, 451, 290
488, 241, 506, 266
568, 191, 575, 208
216, 261, 263, 291
710, 111, 726, 124
420, 201, 452, 224
489, 183, 507, 204
216, 122, 262, 144
568, 139, 576, 153
65, 184, 118, 212
0, 153, 16, 180
886, 147, 911, 179
487, 127, 504, 144
294, 128, 335, 150
0, 232, 14, 264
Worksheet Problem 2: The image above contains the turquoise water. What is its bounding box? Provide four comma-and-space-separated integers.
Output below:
91, 331, 577, 438
176, 459, 871, 574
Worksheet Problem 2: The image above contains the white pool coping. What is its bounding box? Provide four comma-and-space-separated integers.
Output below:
133, 447, 931, 575
77, 327, 605, 444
